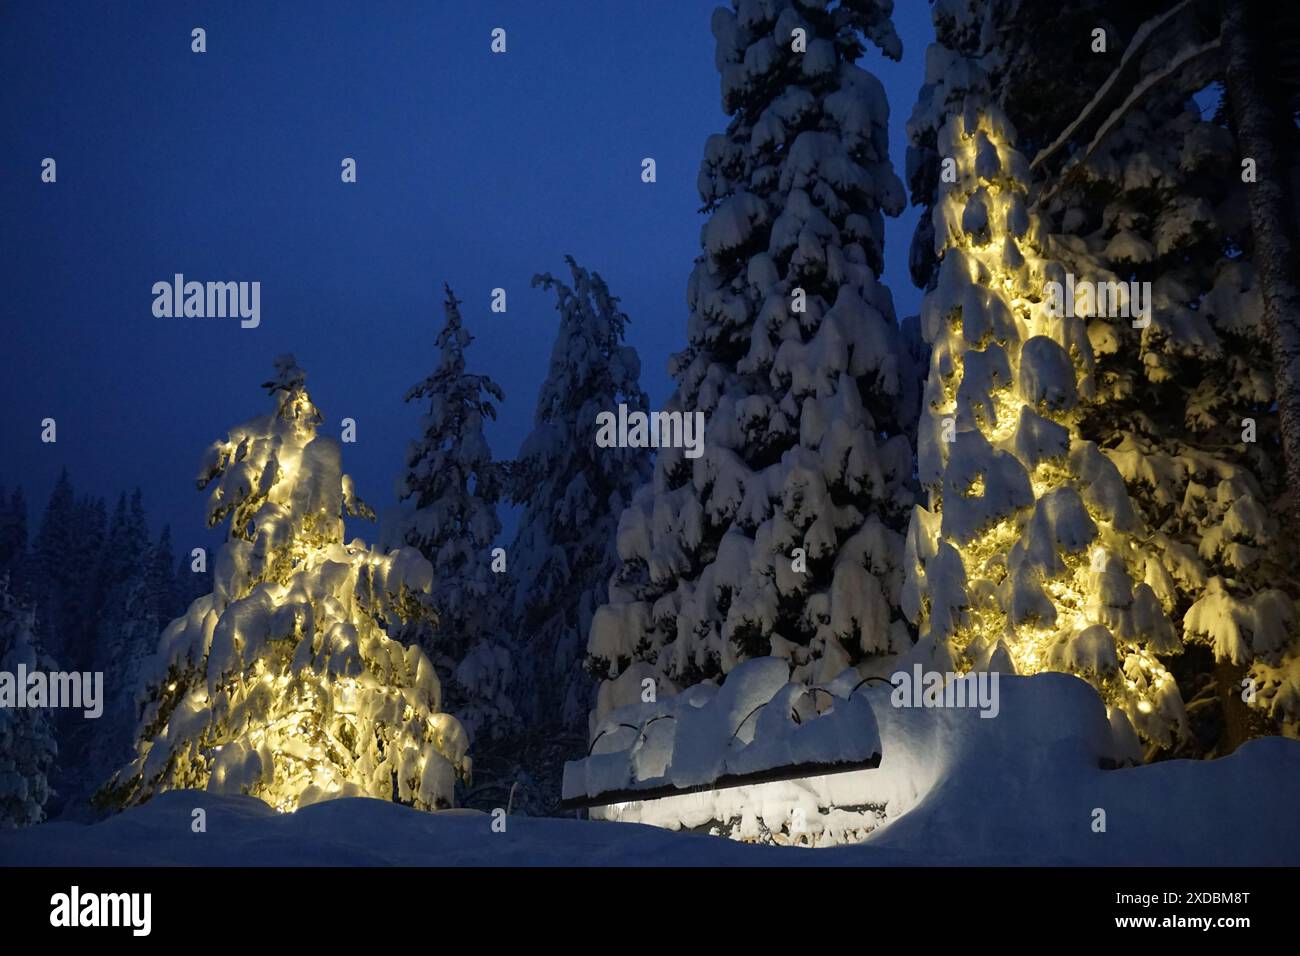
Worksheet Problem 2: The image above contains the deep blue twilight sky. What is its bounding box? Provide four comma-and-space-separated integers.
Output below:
0, 1, 931, 555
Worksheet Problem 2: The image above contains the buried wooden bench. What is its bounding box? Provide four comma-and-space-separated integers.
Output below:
558, 754, 882, 812
560, 657, 884, 816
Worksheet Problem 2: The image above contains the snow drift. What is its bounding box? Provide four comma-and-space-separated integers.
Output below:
4, 672, 1297, 865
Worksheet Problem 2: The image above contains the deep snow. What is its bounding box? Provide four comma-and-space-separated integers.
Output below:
3, 673, 1297, 865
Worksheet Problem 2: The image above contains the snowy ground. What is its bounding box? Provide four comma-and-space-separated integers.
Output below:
3, 674, 1297, 866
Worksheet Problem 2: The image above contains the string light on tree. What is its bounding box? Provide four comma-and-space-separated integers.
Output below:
904, 81, 1186, 755
104, 356, 469, 813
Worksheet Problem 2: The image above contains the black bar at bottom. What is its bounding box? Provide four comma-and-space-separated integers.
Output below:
0, 864, 1285, 941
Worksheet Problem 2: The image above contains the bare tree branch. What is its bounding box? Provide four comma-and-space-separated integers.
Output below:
1034, 36, 1222, 211
1031, 0, 1195, 173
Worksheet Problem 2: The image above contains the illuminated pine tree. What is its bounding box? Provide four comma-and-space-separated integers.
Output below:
107, 356, 468, 813
947, 0, 1300, 749
1017, 3, 1300, 749
587, 0, 918, 727
903, 10, 1187, 755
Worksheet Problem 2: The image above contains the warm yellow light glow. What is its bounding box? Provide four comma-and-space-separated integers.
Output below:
918, 108, 1181, 747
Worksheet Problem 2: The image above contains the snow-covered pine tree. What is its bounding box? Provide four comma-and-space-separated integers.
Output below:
964, 0, 1300, 749
398, 285, 515, 745
91, 506, 160, 785
30, 469, 78, 665
903, 0, 1189, 756
35, 490, 163, 817
105, 356, 468, 813
0, 485, 27, 577
587, 0, 918, 725
0, 577, 57, 827
148, 525, 181, 624
502, 258, 651, 785
65, 494, 108, 674
93, 491, 153, 698
97, 493, 148, 596
28, 479, 108, 817
74, 573, 160, 814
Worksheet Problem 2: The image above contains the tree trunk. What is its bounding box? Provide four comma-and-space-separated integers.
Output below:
1213, 658, 1270, 754
1224, 0, 1300, 525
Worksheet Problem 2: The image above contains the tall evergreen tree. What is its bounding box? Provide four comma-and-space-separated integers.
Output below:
79, 573, 159, 810
903, 0, 1197, 757
487, 259, 654, 812
148, 525, 181, 624
24, 477, 115, 816
942, 0, 1300, 751
104, 491, 151, 594
82, 489, 161, 799
30, 469, 78, 664
107, 356, 469, 813
398, 285, 515, 744
587, 0, 919, 727
0, 485, 27, 576
65, 494, 108, 673
511, 258, 651, 733
0, 577, 57, 828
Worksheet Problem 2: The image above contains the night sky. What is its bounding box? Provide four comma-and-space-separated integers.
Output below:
0, 1, 930, 555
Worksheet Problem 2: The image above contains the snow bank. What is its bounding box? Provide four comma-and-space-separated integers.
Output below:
855, 672, 1300, 864
8, 673, 1296, 865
